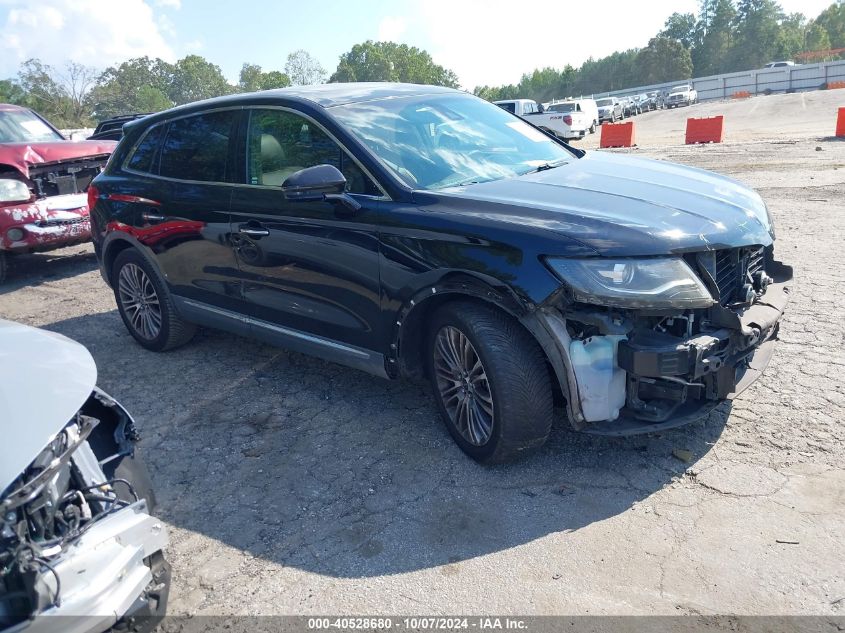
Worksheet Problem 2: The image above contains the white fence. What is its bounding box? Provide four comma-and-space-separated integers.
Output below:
592, 59, 845, 102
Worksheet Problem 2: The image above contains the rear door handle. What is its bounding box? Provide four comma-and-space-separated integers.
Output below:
239, 225, 270, 237
141, 212, 165, 222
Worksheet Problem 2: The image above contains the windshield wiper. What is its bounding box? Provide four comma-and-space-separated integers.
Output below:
524, 159, 568, 175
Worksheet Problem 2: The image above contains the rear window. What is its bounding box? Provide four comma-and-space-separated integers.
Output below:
548, 103, 576, 113
125, 125, 164, 173
495, 102, 516, 114
159, 110, 237, 182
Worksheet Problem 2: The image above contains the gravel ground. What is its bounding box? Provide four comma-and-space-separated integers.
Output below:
1, 92, 843, 616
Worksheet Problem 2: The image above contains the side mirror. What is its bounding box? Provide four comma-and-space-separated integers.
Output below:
538, 104, 545, 113
281, 164, 361, 212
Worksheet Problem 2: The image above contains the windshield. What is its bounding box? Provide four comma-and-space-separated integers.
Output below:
0, 109, 62, 143
596, 98, 613, 107
330, 93, 576, 190
672, 85, 689, 92
548, 103, 576, 113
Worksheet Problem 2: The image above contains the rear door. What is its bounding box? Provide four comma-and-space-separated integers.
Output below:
128, 109, 245, 313
227, 106, 387, 372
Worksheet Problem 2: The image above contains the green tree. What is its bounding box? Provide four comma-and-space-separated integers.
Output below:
330, 41, 460, 87
87, 56, 175, 119
774, 13, 808, 60
168, 55, 232, 105
16, 58, 98, 126
730, 0, 785, 69
238, 63, 290, 92
0, 78, 30, 106
285, 50, 326, 85
692, 0, 737, 75
661, 12, 699, 49
805, 21, 832, 51
637, 36, 694, 84
813, 1, 845, 48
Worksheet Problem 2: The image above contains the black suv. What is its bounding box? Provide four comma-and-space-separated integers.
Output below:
89, 83, 791, 463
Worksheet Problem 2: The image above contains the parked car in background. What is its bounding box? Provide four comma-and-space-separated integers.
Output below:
764, 61, 795, 68
88, 113, 151, 141
493, 99, 542, 117
524, 100, 593, 140
90, 83, 791, 463
665, 84, 698, 107
636, 93, 655, 112
0, 104, 116, 282
647, 91, 663, 109
596, 97, 623, 123
551, 98, 598, 133
622, 96, 639, 117
0, 319, 170, 633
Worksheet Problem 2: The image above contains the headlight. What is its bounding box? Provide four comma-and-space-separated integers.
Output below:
546, 257, 715, 309
0, 178, 31, 203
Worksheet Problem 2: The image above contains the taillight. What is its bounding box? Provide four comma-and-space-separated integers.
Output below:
563, 115, 573, 126
87, 184, 99, 212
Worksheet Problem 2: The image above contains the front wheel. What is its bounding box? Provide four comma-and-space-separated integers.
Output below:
0, 251, 7, 284
112, 249, 196, 352
427, 302, 553, 463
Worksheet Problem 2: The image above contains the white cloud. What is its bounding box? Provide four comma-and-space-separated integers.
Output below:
0, 0, 175, 77
377, 16, 408, 43
154, 0, 181, 8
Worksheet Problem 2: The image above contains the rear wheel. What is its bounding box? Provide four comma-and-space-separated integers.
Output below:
0, 251, 6, 284
112, 249, 196, 352
427, 302, 553, 464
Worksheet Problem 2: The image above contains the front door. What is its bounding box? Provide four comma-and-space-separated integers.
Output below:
228, 107, 386, 373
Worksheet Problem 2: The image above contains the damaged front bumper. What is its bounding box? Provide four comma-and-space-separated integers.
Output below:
0, 194, 91, 254
3, 501, 170, 633
529, 259, 793, 437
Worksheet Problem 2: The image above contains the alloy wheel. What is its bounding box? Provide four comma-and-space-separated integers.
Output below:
433, 325, 494, 446
118, 262, 162, 340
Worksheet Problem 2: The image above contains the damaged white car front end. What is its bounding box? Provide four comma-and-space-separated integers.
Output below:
0, 320, 169, 633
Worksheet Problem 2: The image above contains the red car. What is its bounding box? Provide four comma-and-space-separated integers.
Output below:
0, 104, 116, 282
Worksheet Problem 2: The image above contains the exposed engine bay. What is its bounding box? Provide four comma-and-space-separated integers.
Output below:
26, 155, 110, 199
538, 245, 793, 435
0, 389, 168, 630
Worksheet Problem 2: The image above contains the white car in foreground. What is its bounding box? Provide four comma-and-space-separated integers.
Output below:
0, 320, 169, 633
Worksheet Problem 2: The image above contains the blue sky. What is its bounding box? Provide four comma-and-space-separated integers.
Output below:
0, 0, 837, 89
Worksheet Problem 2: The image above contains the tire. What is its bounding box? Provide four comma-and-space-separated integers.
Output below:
112, 248, 196, 352
589, 121, 596, 134
426, 301, 553, 464
0, 251, 7, 284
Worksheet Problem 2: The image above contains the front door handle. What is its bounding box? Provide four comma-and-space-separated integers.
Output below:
141, 212, 165, 223
239, 225, 270, 237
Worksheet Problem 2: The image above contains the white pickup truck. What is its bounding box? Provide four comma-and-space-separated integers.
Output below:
493, 98, 593, 141
665, 84, 698, 108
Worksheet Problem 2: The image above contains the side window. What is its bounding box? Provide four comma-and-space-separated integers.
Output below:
159, 110, 237, 182
125, 125, 164, 173
246, 109, 378, 195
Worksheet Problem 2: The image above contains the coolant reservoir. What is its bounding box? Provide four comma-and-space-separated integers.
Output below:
569, 335, 627, 422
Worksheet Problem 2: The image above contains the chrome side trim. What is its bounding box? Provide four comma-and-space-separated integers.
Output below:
176, 298, 388, 378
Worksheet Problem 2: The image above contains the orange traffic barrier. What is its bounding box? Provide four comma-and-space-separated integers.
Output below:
600, 121, 636, 148
686, 115, 725, 144
828, 81, 845, 90
836, 107, 845, 138
731, 91, 751, 99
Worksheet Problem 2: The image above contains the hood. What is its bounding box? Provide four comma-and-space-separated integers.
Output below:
0, 320, 97, 492
439, 151, 774, 256
0, 140, 117, 178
